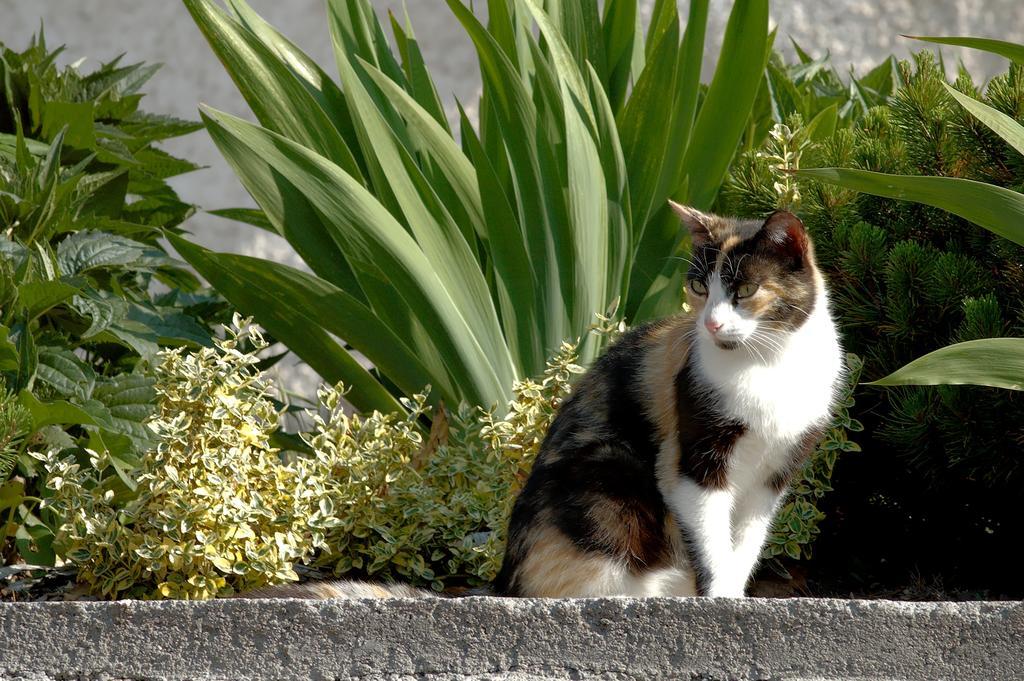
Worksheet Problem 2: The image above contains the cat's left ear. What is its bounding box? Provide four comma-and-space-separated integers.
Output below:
760, 210, 809, 263
669, 201, 716, 244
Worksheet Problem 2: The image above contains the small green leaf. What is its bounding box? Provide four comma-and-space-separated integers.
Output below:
0, 325, 19, 372
15, 515, 55, 566
0, 479, 25, 513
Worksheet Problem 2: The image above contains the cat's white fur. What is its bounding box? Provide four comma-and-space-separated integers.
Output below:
660, 278, 844, 597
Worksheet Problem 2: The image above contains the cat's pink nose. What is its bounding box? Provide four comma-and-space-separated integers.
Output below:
704, 319, 723, 334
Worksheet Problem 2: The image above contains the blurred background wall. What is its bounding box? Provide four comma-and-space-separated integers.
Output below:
2, 0, 1023, 390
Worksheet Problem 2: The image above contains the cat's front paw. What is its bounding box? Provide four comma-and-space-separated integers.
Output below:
705, 582, 746, 598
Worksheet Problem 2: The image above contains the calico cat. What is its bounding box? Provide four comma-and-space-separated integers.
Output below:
244, 204, 842, 600
493, 204, 843, 597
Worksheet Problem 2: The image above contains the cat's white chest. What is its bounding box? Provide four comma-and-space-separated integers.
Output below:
695, 301, 843, 447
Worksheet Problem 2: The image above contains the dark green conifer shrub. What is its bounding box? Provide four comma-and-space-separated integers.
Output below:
724, 51, 1024, 595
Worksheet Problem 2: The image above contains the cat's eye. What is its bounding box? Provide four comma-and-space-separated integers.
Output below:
736, 282, 759, 299
689, 279, 708, 296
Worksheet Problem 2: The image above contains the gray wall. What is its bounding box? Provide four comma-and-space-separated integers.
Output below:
2, 0, 1023, 390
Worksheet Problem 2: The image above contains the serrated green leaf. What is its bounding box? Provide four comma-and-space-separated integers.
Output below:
86, 374, 158, 447
35, 346, 96, 400
56, 230, 146, 275
123, 303, 213, 348
119, 112, 204, 141
72, 290, 128, 338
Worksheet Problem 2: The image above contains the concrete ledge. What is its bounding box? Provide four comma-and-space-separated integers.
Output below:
1, 597, 1021, 680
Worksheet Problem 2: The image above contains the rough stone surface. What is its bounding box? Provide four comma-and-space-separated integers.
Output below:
1, 597, 1022, 680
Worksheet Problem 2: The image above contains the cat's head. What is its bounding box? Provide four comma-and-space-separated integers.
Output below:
671, 202, 820, 352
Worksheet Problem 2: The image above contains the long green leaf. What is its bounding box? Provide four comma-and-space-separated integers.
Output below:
521, 0, 594, 124
562, 83, 609, 353
197, 101, 364, 300
586, 64, 631, 304
458, 106, 542, 376
798, 168, 1024, 246
446, 0, 568, 356
943, 82, 1024, 157
223, 0, 368, 175
601, 0, 638, 114
617, 10, 679, 238
906, 35, 1024, 65
170, 237, 444, 409
358, 61, 487, 241
200, 107, 509, 407
667, 0, 709, 185
184, 0, 361, 176
680, 0, 769, 209
388, 11, 451, 134
331, 50, 515, 392
867, 339, 1024, 391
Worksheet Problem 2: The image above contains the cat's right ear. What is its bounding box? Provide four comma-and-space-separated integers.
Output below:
669, 201, 715, 244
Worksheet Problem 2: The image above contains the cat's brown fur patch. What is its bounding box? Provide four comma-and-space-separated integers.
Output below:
512, 524, 621, 597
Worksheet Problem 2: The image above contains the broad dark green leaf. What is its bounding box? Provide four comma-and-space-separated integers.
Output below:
72, 290, 128, 338
17, 279, 80, 320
